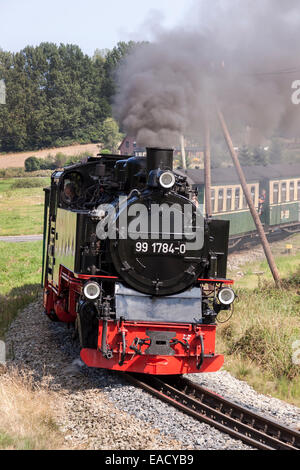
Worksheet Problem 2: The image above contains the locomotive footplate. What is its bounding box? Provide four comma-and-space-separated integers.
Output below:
80, 320, 224, 375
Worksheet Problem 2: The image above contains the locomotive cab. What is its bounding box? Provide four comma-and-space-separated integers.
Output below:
42, 147, 235, 375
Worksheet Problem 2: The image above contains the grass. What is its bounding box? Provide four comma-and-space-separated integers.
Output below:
10, 178, 48, 189
0, 168, 52, 178
0, 241, 42, 340
0, 240, 65, 449
218, 262, 300, 406
0, 178, 49, 236
0, 240, 65, 450
232, 254, 300, 290
229, 234, 300, 290
0, 368, 65, 450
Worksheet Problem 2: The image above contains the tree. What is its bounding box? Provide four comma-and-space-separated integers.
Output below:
92, 48, 109, 62
0, 43, 111, 152
251, 147, 268, 166
268, 139, 283, 164
99, 118, 123, 153
0, 41, 145, 153
210, 140, 232, 168
103, 41, 144, 100
239, 145, 268, 166
239, 145, 251, 166
25, 156, 40, 172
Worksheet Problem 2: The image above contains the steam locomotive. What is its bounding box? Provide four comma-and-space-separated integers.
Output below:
42, 148, 235, 375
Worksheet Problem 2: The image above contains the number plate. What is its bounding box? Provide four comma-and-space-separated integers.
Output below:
135, 241, 187, 255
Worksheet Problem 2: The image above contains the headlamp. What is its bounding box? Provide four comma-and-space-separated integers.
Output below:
83, 281, 101, 300
159, 171, 176, 189
218, 287, 236, 306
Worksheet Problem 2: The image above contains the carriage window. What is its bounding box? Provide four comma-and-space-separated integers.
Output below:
226, 189, 232, 211
211, 189, 215, 213
281, 183, 287, 203
251, 186, 256, 205
218, 189, 224, 212
243, 192, 247, 209
297, 181, 300, 200
290, 182, 295, 202
273, 183, 279, 204
235, 188, 240, 210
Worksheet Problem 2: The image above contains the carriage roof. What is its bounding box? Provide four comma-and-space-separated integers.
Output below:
182, 163, 300, 186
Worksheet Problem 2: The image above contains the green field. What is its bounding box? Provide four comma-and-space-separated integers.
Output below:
0, 177, 46, 337
0, 241, 42, 340
0, 178, 49, 236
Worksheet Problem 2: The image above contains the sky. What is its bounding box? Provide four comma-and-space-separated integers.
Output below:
0, 0, 193, 56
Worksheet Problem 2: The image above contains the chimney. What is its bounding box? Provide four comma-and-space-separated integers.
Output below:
146, 148, 174, 174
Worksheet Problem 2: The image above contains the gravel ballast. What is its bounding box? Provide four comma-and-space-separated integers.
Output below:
5, 296, 300, 450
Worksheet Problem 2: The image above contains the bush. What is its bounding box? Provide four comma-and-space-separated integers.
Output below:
10, 178, 48, 189
228, 322, 298, 380
39, 155, 56, 171
24, 157, 40, 172
284, 267, 300, 288
54, 152, 68, 168
23, 151, 93, 174
28, 170, 53, 178
0, 168, 26, 178
25, 154, 65, 172
66, 152, 91, 165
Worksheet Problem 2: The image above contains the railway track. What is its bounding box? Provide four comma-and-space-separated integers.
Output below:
123, 373, 300, 451
228, 225, 300, 253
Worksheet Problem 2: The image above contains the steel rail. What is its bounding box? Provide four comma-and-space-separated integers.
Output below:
123, 373, 300, 451
228, 228, 300, 253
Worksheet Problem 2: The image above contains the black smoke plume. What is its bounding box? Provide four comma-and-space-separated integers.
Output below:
114, 0, 300, 147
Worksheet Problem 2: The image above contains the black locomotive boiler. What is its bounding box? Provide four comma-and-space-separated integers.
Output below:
42, 147, 235, 375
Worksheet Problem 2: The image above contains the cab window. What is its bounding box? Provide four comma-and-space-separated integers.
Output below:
60, 172, 83, 206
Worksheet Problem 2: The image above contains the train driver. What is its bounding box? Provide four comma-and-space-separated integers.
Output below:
63, 183, 77, 204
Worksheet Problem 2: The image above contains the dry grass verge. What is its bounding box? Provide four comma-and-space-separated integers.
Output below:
0, 368, 65, 450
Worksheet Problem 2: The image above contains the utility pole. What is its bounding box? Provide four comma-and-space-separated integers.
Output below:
217, 108, 281, 288
180, 134, 187, 170
204, 121, 212, 217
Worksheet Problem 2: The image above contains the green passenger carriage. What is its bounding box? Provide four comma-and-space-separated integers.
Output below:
179, 163, 300, 241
